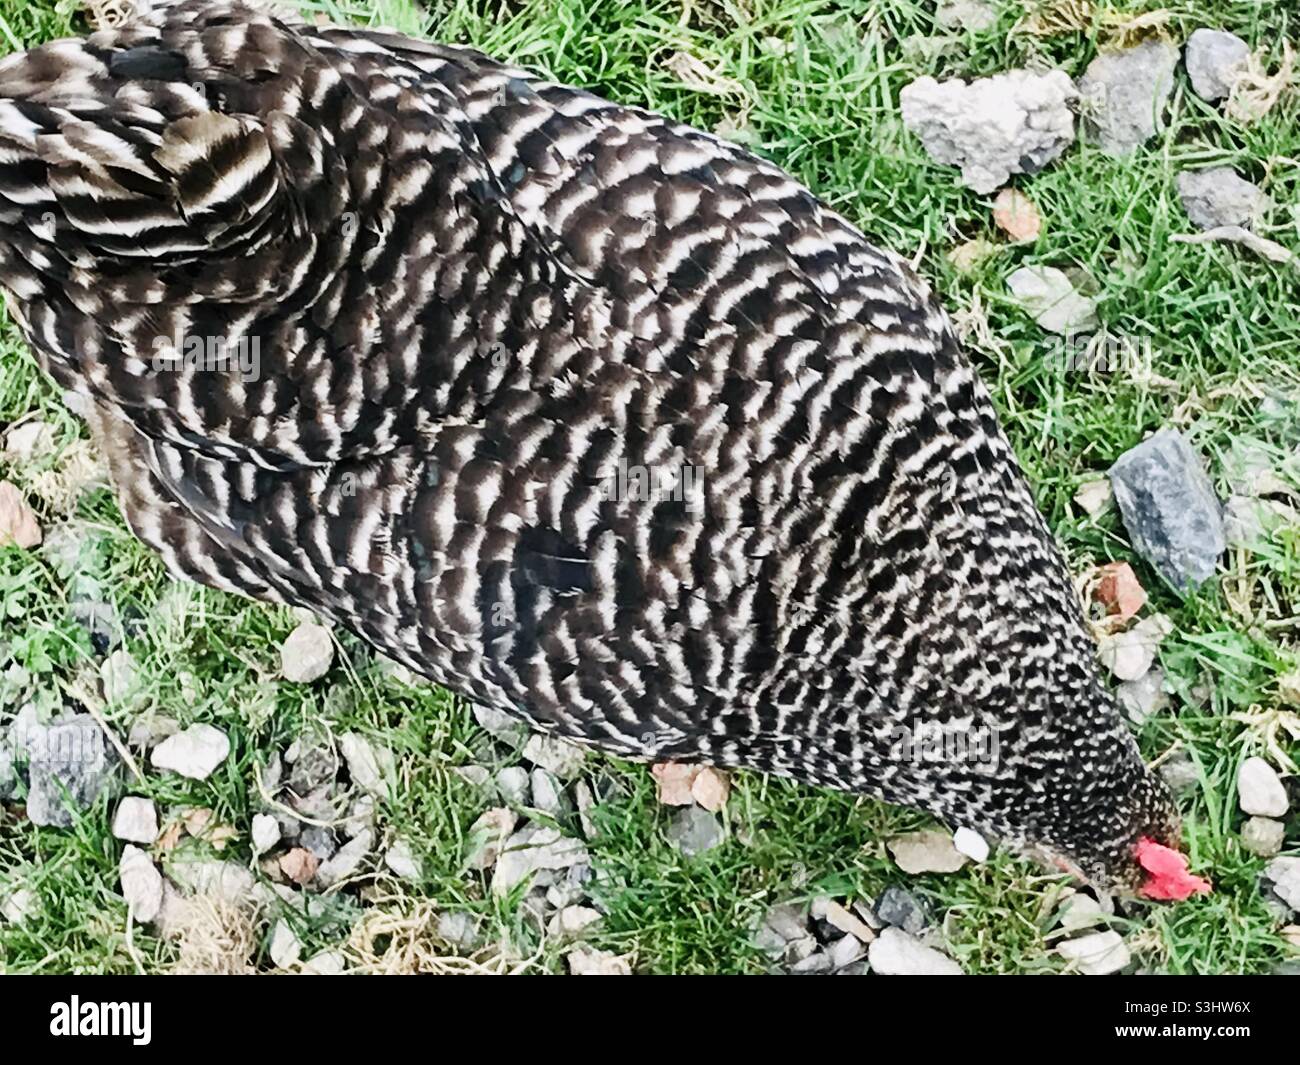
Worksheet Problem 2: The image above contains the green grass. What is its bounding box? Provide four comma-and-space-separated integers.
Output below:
1, 0, 1298, 974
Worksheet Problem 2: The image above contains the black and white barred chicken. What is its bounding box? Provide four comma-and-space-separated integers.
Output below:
0, 0, 1209, 898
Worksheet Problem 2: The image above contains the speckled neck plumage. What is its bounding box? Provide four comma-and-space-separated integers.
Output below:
0, 0, 1175, 887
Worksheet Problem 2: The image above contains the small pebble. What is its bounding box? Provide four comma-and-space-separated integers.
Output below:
316, 828, 373, 888
1185, 28, 1251, 102
150, 722, 230, 780
496, 765, 531, 805
301, 950, 347, 975
119, 844, 163, 924
888, 829, 970, 874
269, 919, 303, 969
112, 797, 159, 845
868, 927, 963, 975
523, 734, 586, 779
666, 806, 725, 857
1238, 756, 1288, 817
1240, 817, 1285, 858
251, 813, 281, 856
952, 827, 989, 863
339, 732, 394, 798
384, 838, 422, 880
279, 622, 334, 683
529, 767, 566, 816
1056, 930, 1131, 975
437, 910, 482, 952
1006, 265, 1098, 335
875, 886, 929, 935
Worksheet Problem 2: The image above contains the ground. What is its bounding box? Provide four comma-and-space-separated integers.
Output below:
0, 0, 1297, 974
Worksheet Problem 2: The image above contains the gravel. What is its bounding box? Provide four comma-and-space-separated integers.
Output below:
339, 732, 394, 799
491, 825, 590, 895
383, 839, 421, 880
111, 796, 159, 844
150, 722, 230, 780
522, 734, 586, 779
1265, 858, 1300, 911
900, 70, 1076, 193
665, 805, 725, 857
1240, 817, 1285, 858
887, 829, 970, 874
1006, 265, 1099, 335
1056, 930, 1131, 974
1177, 167, 1269, 230
1109, 429, 1226, 590
529, 767, 566, 816
119, 844, 164, 923
495, 765, 531, 805
868, 927, 963, 975
25, 714, 116, 827
251, 813, 281, 856
1237, 756, 1288, 817
952, 827, 990, 863
279, 622, 334, 683
316, 828, 373, 888
269, 919, 303, 969
1077, 40, 1178, 157
1185, 28, 1251, 102
875, 886, 930, 935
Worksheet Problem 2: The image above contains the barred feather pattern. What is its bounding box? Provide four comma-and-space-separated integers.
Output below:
0, 0, 1175, 886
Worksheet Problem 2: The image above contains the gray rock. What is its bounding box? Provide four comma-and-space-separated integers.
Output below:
1078, 41, 1179, 156
1264, 856, 1300, 911
251, 813, 281, 856
437, 910, 482, 951
280, 622, 334, 682
1238, 756, 1288, 817
1116, 667, 1171, 724
119, 844, 163, 923
827, 931, 868, 970
1185, 29, 1250, 102
1109, 429, 1225, 590
790, 951, 833, 974
316, 828, 373, 887
1241, 817, 1285, 858
492, 825, 589, 895
150, 722, 230, 780
339, 732, 394, 799
1006, 266, 1099, 335
301, 950, 347, 975
900, 70, 1076, 193
529, 767, 566, 817
384, 838, 421, 880
1160, 751, 1201, 795
868, 927, 963, 974
100, 649, 140, 706
111, 796, 158, 844
1, 886, 38, 925
875, 886, 930, 934
666, 806, 725, 857
300, 824, 339, 862
495, 765, 530, 805
0, 744, 15, 800
26, 714, 115, 827
1177, 168, 1269, 230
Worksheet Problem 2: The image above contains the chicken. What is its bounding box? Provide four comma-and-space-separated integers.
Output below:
0, 0, 1205, 896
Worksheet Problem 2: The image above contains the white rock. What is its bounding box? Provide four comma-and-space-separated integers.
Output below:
1074, 478, 1112, 516
473, 704, 528, 745
1056, 893, 1107, 933
1238, 756, 1288, 817
934, 0, 996, 31
900, 70, 1077, 193
1116, 667, 1171, 724
492, 826, 590, 895
111, 796, 158, 844
1056, 930, 1131, 974
279, 622, 334, 682
251, 813, 281, 856
530, 767, 566, 816
495, 765, 530, 805
467, 807, 518, 870
339, 732, 394, 798
953, 827, 990, 863
269, 919, 303, 969
1185, 28, 1251, 102
384, 838, 421, 880
150, 723, 230, 780
567, 947, 632, 975
1006, 265, 1099, 335
119, 844, 163, 924
828, 932, 867, 969
867, 927, 963, 975
437, 911, 481, 951
523, 734, 586, 779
